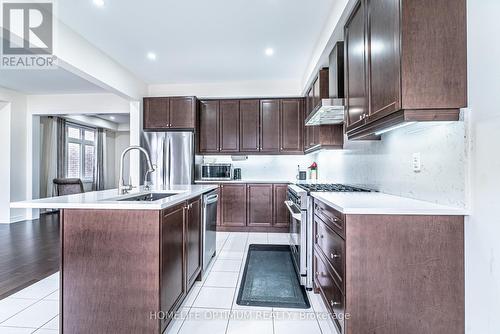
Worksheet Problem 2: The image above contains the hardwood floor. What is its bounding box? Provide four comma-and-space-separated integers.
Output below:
0, 212, 60, 299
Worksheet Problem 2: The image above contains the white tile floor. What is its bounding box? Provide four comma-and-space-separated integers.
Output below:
0, 232, 338, 334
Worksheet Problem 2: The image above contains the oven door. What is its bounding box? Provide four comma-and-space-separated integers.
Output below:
285, 200, 306, 279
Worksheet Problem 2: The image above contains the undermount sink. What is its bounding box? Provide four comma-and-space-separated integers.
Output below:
117, 192, 179, 202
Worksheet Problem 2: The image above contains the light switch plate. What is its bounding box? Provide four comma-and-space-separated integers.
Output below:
412, 153, 421, 173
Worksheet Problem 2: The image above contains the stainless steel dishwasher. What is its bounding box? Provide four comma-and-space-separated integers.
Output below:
202, 189, 218, 275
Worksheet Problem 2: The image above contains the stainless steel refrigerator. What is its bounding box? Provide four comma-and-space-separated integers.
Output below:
140, 132, 194, 187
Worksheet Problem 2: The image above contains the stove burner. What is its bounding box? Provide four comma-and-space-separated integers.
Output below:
297, 183, 370, 192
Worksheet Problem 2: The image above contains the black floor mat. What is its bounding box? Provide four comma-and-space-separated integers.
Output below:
236, 244, 310, 309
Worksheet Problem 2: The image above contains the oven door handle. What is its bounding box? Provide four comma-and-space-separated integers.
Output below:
284, 201, 302, 221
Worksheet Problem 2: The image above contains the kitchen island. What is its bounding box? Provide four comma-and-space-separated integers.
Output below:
11, 184, 218, 334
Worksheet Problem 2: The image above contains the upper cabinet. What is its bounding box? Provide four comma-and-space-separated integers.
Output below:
144, 96, 197, 130
199, 100, 220, 153
198, 98, 303, 155
345, 0, 467, 140
260, 99, 281, 153
304, 69, 344, 153
239, 100, 260, 152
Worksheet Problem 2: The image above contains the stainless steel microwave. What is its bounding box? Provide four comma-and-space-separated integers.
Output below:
200, 163, 233, 180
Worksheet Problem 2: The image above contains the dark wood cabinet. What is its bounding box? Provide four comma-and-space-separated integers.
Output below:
280, 99, 303, 153
345, 1, 368, 132
247, 184, 273, 227
273, 184, 289, 228
219, 100, 240, 152
169, 96, 196, 129
160, 204, 186, 330
367, 0, 401, 121
144, 96, 196, 130
344, 0, 467, 140
220, 184, 247, 227
215, 183, 290, 232
260, 99, 281, 153
304, 69, 344, 153
199, 100, 220, 153
185, 197, 201, 289
199, 98, 303, 155
239, 99, 260, 152
313, 197, 465, 334
144, 97, 169, 129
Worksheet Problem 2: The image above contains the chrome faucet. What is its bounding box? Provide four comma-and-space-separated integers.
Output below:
119, 146, 155, 194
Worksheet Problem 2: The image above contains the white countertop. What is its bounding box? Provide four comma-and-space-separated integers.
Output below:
194, 179, 292, 184
10, 184, 218, 211
311, 192, 468, 216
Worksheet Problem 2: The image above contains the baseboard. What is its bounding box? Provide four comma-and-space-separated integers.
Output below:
0, 213, 30, 224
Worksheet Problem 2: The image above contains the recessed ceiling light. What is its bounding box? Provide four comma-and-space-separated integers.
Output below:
147, 52, 157, 61
265, 48, 274, 56
109, 116, 116, 120
93, 0, 105, 7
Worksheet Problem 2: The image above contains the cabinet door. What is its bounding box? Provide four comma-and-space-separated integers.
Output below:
367, 0, 401, 120
239, 100, 260, 152
199, 100, 220, 153
260, 100, 281, 153
345, 0, 368, 131
273, 184, 289, 228
170, 97, 196, 129
144, 97, 169, 129
219, 100, 240, 152
220, 184, 247, 227
160, 204, 185, 326
304, 88, 312, 150
186, 197, 201, 288
247, 184, 273, 227
280, 99, 303, 153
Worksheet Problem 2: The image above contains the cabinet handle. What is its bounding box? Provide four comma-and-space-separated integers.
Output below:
330, 253, 340, 259
330, 300, 341, 306
315, 234, 323, 239
316, 271, 323, 277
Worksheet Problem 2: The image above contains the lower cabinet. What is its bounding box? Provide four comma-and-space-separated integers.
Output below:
220, 184, 247, 227
312, 198, 465, 334
273, 184, 290, 227
247, 184, 273, 227
160, 204, 186, 331
185, 197, 202, 289
160, 197, 202, 332
218, 183, 289, 231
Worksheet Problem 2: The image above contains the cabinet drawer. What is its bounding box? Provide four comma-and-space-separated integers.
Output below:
314, 200, 345, 238
314, 217, 344, 289
314, 254, 345, 334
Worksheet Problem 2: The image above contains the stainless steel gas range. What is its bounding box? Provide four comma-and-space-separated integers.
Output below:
285, 183, 371, 290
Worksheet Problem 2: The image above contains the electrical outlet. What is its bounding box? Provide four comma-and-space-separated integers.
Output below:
412, 153, 421, 173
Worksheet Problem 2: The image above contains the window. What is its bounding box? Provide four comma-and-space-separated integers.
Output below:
66, 124, 96, 182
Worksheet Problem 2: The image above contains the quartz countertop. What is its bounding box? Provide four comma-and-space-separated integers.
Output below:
10, 184, 218, 211
194, 179, 292, 184
311, 192, 468, 216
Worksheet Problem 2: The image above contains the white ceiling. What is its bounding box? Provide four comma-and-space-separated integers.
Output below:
0, 68, 106, 95
57, 0, 336, 85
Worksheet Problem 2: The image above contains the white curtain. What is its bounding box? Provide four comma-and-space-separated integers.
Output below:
40, 117, 58, 198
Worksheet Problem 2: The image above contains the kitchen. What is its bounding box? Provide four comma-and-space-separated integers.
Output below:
0, 0, 498, 334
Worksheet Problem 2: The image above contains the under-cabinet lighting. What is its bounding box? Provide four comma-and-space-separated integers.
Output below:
374, 122, 416, 136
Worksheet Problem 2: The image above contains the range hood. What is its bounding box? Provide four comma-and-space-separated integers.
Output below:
305, 41, 345, 126
304, 98, 345, 125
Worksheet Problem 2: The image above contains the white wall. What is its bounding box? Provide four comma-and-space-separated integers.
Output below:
312, 120, 468, 208
197, 155, 312, 181
465, 0, 500, 332
0, 87, 28, 223
149, 79, 302, 98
